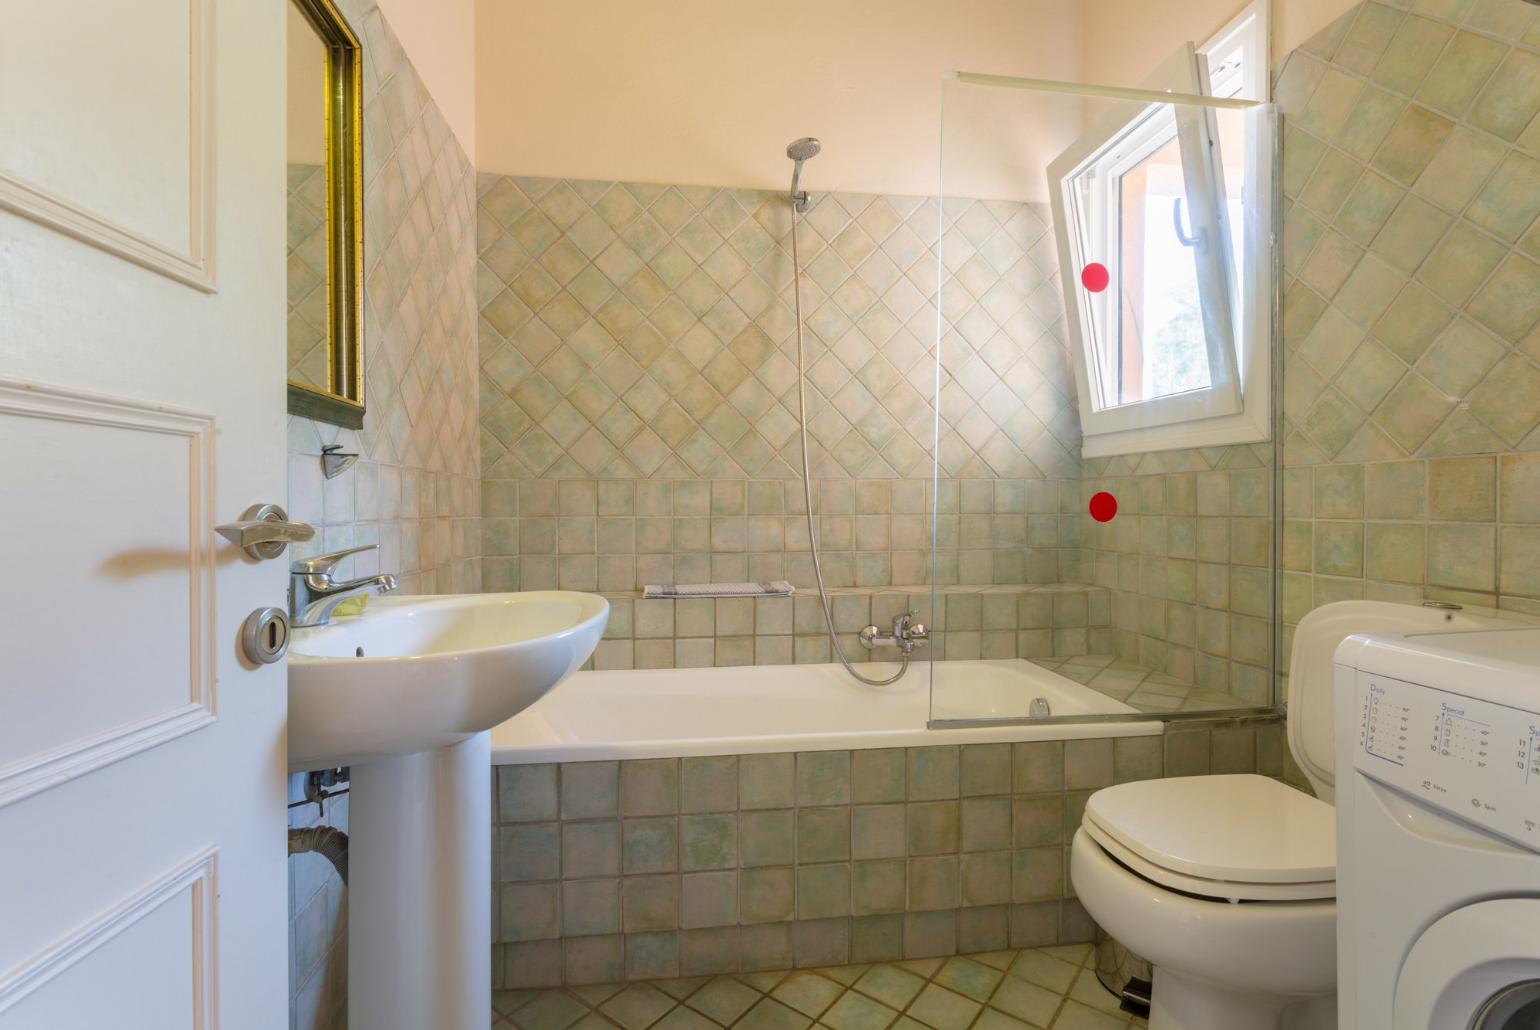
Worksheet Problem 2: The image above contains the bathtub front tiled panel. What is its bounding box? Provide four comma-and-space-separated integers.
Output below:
492, 720, 1283, 987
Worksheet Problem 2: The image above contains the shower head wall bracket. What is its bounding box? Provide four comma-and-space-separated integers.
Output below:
787, 137, 822, 213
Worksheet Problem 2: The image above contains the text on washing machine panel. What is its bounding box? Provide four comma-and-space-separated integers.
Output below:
1355, 673, 1540, 847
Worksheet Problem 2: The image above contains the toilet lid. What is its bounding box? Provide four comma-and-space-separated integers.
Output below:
1082, 774, 1336, 901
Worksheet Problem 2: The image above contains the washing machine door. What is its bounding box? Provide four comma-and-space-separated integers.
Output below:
1394, 899, 1540, 1029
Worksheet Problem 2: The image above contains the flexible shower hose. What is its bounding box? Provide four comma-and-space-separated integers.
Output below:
791, 199, 909, 688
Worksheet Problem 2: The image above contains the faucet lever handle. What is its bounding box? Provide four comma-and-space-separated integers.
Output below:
290, 544, 378, 577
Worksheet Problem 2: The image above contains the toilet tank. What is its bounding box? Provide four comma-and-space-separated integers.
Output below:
1286, 601, 1536, 803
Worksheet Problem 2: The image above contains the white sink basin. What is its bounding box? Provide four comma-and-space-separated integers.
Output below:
287, 591, 608, 770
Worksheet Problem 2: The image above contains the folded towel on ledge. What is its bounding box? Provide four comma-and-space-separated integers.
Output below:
643, 581, 795, 599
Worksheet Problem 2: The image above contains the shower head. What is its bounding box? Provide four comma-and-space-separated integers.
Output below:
786, 137, 822, 162
787, 137, 821, 213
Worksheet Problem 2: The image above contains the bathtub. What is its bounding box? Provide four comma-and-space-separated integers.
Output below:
489, 658, 1160, 763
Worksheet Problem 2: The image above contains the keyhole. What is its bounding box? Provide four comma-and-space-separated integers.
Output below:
241, 608, 289, 665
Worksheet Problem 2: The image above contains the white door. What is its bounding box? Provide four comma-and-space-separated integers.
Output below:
0, 0, 289, 1027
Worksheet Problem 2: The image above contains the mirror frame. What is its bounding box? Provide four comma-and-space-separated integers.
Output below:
286, 0, 365, 429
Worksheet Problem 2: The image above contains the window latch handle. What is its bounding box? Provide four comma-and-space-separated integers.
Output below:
1172, 197, 1203, 248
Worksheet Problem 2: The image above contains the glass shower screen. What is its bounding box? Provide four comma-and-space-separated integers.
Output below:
927, 70, 1278, 728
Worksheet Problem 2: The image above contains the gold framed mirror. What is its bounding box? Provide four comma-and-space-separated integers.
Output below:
286, 0, 364, 428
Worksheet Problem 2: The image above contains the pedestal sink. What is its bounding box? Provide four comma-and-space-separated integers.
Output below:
288, 591, 608, 1030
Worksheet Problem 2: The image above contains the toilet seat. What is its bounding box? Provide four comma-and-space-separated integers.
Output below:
1082, 773, 1336, 902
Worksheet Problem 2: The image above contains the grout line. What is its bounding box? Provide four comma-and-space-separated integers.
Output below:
497, 946, 1134, 1030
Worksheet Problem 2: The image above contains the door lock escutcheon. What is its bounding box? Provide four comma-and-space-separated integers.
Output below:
240, 606, 290, 664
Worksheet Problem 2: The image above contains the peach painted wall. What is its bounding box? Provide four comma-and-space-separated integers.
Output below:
1080, 0, 1362, 88
287, 4, 326, 165
377, 0, 477, 160
471, 0, 1359, 200
473, 0, 1083, 200
1273, 0, 1363, 60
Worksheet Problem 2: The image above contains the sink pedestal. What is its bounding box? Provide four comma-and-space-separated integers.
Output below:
287, 592, 610, 1027
348, 732, 490, 1030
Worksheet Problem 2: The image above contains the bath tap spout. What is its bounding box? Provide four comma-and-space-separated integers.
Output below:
858, 611, 929, 655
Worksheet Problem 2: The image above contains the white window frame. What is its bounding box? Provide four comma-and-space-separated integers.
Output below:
1050, 1, 1274, 459
1055, 52, 1244, 433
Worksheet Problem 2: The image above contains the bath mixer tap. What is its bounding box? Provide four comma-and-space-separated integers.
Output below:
290, 544, 398, 628
858, 611, 929, 655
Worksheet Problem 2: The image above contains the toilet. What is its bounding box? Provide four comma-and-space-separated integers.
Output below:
1070, 600, 1535, 1030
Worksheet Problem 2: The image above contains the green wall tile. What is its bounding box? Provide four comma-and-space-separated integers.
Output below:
1469, 50, 1540, 140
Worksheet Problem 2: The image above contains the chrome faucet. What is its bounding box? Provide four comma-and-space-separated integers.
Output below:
858, 611, 929, 655
289, 544, 398, 628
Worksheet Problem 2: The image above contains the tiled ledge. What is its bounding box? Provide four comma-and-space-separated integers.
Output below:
1037, 654, 1261, 714
587, 584, 1113, 670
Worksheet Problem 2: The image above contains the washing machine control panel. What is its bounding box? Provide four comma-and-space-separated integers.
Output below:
1356, 673, 1540, 846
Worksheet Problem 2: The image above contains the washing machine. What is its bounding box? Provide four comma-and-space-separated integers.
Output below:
1334, 622, 1540, 1029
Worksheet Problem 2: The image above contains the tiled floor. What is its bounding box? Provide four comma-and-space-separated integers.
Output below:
490, 946, 1147, 1030
1032, 655, 1256, 714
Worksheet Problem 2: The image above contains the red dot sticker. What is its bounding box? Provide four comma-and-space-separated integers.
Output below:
1081, 262, 1110, 293
1089, 491, 1118, 523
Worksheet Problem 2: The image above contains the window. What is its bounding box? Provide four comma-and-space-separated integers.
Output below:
1049, 3, 1273, 458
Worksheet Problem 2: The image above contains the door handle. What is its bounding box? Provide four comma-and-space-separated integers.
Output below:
216, 503, 316, 560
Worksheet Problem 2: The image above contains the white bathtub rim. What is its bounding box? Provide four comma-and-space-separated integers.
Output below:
489, 716, 1163, 764
489, 657, 1168, 764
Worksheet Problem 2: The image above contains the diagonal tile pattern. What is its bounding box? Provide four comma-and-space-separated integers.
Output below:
477, 178, 1089, 594
475, 176, 1080, 484
1266, 0, 1540, 658
1079, 0, 1540, 703
286, 0, 482, 598
1278, 0, 1540, 467
340, 0, 480, 481
491, 947, 1146, 1030
287, 162, 331, 392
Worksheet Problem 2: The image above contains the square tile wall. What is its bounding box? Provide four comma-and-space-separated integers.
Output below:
1275, 0, 1540, 674
586, 584, 1113, 673
476, 177, 1085, 598
286, 0, 482, 602
491, 718, 1284, 988
1077, 446, 1277, 707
